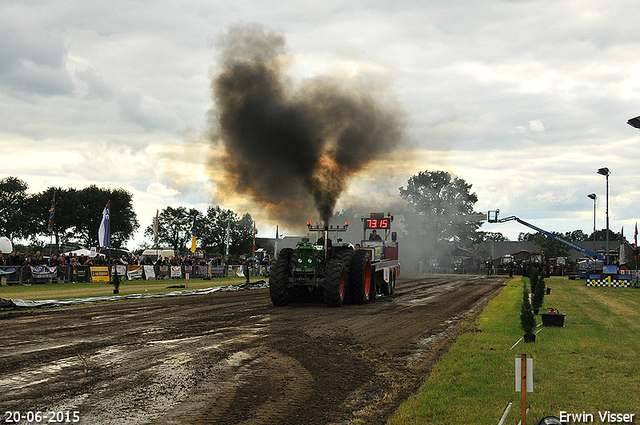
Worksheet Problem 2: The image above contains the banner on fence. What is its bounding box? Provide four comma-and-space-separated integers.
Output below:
91, 266, 110, 282
171, 266, 181, 278
31, 266, 57, 279
127, 265, 144, 280
74, 266, 90, 282
159, 266, 169, 278
110, 265, 127, 277
211, 265, 225, 277
0, 267, 16, 276
143, 265, 155, 280
235, 266, 245, 277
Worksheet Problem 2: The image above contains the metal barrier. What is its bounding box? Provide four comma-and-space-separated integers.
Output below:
211, 265, 225, 277
0, 264, 238, 284
0, 266, 20, 284
424, 266, 485, 275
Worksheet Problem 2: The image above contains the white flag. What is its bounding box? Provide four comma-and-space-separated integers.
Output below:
98, 201, 110, 247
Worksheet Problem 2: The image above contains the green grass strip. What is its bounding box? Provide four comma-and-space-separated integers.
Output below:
0, 276, 257, 301
388, 277, 640, 425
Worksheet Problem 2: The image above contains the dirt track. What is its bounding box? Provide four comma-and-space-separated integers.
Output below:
0, 275, 508, 425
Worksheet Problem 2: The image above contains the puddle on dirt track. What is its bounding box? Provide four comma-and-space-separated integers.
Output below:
0, 275, 508, 425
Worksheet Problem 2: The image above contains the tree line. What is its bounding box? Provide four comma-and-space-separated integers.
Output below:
518, 228, 627, 259
0, 176, 138, 248
142, 205, 255, 257
3, 171, 621, 260
0, 176, 254, 256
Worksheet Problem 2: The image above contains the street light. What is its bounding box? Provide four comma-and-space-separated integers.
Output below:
627, 116, 640, 129
597, 168, 610, 264
587, 193, 596, 250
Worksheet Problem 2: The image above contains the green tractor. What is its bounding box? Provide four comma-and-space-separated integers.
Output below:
269, 222, 372, 307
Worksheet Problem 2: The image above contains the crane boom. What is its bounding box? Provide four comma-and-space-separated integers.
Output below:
487, 210, 604, 261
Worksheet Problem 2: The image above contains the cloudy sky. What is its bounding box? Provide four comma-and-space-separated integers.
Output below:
2, 0, 640, 249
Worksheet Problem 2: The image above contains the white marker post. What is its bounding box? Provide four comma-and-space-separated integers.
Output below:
515, 354, 533, 424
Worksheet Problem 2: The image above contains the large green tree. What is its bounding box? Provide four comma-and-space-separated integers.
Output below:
30, 187, 79, 245
0, 178, 139, 247
0, 176, 31, 240
69, 186, 139, 247
199, 206, 254, 256
399, 171, 482, 270
144, 205, 255, 256
144, 206, 198, 251
399, 170, 482, 245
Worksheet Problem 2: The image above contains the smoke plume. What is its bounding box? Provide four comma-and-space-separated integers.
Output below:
208, 23, 403, 227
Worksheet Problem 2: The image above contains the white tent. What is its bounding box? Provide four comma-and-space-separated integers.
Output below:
63, 248, 104, 258
0, 237, 12, 254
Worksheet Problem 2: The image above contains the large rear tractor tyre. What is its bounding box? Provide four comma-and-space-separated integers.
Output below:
324, 259, 345, 307
269, 248, 293, 306
332, 247, 354, 304
350, 249, 371, 304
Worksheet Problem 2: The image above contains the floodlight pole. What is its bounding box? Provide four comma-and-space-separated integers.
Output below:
597, 168, 610, 264
588, 193, 597, 253
627, 116, 640, 279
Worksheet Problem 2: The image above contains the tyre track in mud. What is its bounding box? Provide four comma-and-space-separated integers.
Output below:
0, 275, 509, 425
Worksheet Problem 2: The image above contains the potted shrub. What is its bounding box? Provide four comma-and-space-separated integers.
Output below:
541, 307, 566, 327
532, 270, 545, 314
520, 282, 536, 342
529, 268, 539, 294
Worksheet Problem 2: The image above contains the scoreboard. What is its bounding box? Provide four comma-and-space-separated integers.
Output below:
363, 218, 391, 230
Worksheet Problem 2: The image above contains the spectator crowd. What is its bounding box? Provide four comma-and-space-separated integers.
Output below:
0, 251, 217, 268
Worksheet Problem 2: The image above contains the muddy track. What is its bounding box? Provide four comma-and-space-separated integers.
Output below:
0, 275, 509, 425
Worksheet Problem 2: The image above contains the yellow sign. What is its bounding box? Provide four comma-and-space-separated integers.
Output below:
90, 266, 110, 282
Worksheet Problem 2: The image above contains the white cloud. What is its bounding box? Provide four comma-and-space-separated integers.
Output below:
146, 182, 181, 197
528, 119, 545, 132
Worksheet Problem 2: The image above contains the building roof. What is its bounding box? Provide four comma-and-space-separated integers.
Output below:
475, 240, 542, 260
476, 239, 631, 262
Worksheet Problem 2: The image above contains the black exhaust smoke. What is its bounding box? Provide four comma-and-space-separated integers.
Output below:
209, 23, 402, 227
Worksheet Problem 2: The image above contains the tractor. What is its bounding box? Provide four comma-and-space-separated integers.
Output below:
269, 221, 372, 307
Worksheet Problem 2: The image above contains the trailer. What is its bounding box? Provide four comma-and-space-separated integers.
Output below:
359, 212, 401, 297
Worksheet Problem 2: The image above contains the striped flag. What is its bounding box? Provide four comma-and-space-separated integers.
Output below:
47, 195, 55, 233
153, 209, 159, 246
252, 222, 256, 255
226, 220, 230, 256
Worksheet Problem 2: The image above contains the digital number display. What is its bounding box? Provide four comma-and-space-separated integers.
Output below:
364, 218, 390, 229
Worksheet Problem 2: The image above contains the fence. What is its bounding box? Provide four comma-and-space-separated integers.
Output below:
0, 264, 229, 285
423, 266, 487, 275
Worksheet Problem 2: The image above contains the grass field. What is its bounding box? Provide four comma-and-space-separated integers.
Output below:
388, 277, 640, 425
0, 275, 257, 302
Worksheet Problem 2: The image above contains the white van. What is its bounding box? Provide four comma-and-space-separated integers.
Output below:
141, 249, 178, 263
